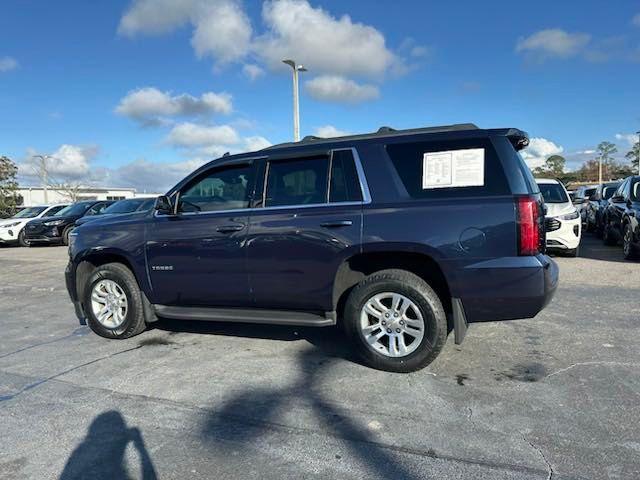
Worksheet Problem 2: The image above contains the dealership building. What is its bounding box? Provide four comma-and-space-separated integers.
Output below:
17, 186, 158, 206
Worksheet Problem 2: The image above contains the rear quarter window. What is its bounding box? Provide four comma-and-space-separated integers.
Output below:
385, 138, 510, 199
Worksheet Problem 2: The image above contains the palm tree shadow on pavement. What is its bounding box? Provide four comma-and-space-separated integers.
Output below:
59, 410, 157, 480
200, 347, 423, 480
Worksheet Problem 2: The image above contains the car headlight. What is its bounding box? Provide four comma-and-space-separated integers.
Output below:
43, 219, 65, 226
558, 209, 579, 221
1, 222, 20, 228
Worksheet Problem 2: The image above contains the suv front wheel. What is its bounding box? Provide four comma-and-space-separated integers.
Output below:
343, 269, 447, 373
83, 263, 147, 339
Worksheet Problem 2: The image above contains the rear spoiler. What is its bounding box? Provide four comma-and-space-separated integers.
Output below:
505, 128, 530, 151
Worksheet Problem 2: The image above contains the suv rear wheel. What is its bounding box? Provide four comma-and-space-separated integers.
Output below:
343, 269, 447, 373
623, 224, 638, 260
83, 263, 147, 339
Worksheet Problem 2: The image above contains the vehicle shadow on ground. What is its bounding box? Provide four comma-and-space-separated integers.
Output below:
549, 234, 629, 263
199, 347, 425, 480
59, 410, 157, 480
152, 319, 361, 364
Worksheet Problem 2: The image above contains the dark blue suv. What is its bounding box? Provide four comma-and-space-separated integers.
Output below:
65, 124, 558, 372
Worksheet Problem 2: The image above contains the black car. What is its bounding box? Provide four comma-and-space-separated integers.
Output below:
75, 197, 156, 227
602, 175, 640, 259
584, 181, 621, 236
66, 123, 558, 373
25, 200, 114, 246
572, 185, 597, 223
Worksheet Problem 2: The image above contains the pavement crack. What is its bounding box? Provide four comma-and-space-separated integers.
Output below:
466, 407, 473, 421
521, 433, 553, 480
0, 344, 143, 402
0, 327, 89, 360
546, 361, 640, 379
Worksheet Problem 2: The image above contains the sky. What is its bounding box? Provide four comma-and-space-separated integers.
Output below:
1, 0, 640, 192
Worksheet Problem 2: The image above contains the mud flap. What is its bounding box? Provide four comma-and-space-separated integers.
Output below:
452, 297, 468, 345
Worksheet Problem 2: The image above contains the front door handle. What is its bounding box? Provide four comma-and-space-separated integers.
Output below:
216, 224, 245, 233
320, 220, 353, 228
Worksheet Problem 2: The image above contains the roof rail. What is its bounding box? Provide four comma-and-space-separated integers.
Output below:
266, 122, 481, 150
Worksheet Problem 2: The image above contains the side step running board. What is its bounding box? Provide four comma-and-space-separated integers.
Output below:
153, 305, 337, 327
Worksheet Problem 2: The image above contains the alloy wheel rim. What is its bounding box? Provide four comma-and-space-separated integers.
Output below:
91, 279, 128, 329
359, 292, 425, 358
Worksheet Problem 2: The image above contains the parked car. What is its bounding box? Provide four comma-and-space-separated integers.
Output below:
0, 204, 68, 246
601, 175, 640, 259
25, 200, 114, 246
66, 123, 558, 373
572, 185, 597, 223
75, 197, 156, 227
536, 179, 581, 257
585, 181, 621, 236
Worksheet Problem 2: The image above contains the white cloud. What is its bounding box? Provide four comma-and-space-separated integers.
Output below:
243, 135, 271, 151
305, 75, 379, 104
118, 0, 400, 79
20, 144, 97, 180
255, 0, 398, 77
615, 133, 639, 147
119, 0, 252, 67
191, 1, 252, 65
115, 87, 232, 125
314, 125, 350, 138
166, 122, 239, 147
633, 13, 640, 27
0, 56, 18, 72
242, 63, 265, 81
520, 137, 564, 169
516, 29, 591, 60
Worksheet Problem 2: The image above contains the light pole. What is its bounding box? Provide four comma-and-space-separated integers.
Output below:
283, 59, 307, 142
636, 130, 640, 176
31, 154, 53, 203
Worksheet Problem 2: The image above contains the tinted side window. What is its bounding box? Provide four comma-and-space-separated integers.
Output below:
43, 205, 66, 217
330, 150, 362, 203
386, 138, 510, 199
265, 157, 329, 207
179, 164, 254, 213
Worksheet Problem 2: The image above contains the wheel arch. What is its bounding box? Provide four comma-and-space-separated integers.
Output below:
74, 248, 156, 322
332, 245, 453, 324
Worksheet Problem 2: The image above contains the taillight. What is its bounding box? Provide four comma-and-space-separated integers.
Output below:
516, 196, 540, 256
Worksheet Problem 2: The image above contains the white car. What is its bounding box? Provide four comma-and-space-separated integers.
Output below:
0, 204, 68, 247
536, 179, 581, 257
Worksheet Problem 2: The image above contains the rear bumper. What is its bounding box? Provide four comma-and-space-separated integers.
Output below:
456, 254, 558, 323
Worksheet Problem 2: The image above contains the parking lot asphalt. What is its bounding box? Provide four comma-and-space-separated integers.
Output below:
0, 236, 638, 480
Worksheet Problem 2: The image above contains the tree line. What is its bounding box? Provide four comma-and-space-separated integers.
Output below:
532, 140, 640, 184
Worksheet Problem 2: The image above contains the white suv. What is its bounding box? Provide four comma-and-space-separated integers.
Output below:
536, 179, 581, 257
0, 204, 68, 247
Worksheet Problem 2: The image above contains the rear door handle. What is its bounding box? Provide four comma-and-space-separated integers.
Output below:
216, 224, 245, 233
320, 220, 353, 228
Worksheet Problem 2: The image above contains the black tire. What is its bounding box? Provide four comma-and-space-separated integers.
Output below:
623, 223, 638, 260
343, 269, 447, 373
602, 220, 617, 246
17, 230, 29, 247
565, 247, 579, 257
62, 226, 73, 246
83, 263, 147, 339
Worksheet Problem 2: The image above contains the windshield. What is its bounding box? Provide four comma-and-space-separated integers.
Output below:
538, 182, 569, 203
103, 198, 146, 214
54, 202, 92, 217
12, 206, 47, 218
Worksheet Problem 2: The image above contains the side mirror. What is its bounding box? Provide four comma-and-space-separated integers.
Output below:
154, 195, 174, 215
588, 194, 598, 201
611, 195, 624, 203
